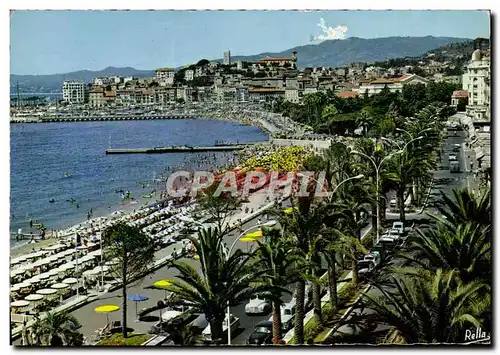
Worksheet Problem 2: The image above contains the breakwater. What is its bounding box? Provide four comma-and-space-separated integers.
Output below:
10, 114, 197, 123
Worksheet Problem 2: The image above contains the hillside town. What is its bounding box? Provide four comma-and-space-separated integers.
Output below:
10, 17, 491, 346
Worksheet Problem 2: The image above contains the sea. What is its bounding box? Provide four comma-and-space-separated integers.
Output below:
10, 119, 268, 247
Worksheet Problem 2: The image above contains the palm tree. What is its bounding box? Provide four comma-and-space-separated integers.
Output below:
166, 227, 258, 344
334, 232, 367, 285
277, 198, 325, 344
402, 222, 491, 285
32, 311, 82, 346
433, 187, 491, 234
321, 104, 339, 122
355, 109, 373, 137
103, 223, 156, 338
362, 269, 490, 344
254, 228, 300, 343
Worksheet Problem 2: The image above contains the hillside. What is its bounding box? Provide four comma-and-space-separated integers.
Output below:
228, 36, 471, 68
10, 36, 471, 93
11, 67, 154, 94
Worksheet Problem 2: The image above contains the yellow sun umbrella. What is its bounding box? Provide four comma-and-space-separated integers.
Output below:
239, 237, 256, 243
283, 207, 298, 214
95, 304, 120, 327
193, 255, 200, 260
245, 230, 263, 239
153, 279, 173, 299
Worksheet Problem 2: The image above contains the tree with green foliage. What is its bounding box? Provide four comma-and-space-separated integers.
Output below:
166, 227, 258, 344
103, 222, 156, 338
31, 311, 82, 346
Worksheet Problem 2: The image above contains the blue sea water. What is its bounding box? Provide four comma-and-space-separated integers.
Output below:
10, 119, 268, 243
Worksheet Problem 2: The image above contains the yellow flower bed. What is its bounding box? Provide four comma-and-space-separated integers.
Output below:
241, 146, 309, 172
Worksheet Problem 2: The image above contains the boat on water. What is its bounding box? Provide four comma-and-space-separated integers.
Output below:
63, 173, 73, 178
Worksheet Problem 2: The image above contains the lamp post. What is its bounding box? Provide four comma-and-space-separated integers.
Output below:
351, 149, 404, 244
222, 220, 277, 345
382, 135, 425, 210
295, 173, 364, 202
98, 221, 104, 292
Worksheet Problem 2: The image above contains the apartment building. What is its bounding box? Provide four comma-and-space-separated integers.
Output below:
62, 81, 88, 104
462, 49, 490, 121
155, 68, 175, 85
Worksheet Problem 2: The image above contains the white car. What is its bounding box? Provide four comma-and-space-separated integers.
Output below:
202, 314, 240, 342
245, 294, 271, 314
449, 154, 458, 161
268, 299, 296, 331
392, 221, 404, 235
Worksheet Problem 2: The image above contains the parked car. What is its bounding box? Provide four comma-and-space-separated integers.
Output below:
453, 144, 460, 152
378, 237, 396, 251
202, 314, 240, 342
364, 252, 381, 267
448, 154, 458, 161
392, 221, 404, 235
247, 320, 274, 345
357, 260, 376, 278
245, 294, 272, 315
268, 299, 296, 331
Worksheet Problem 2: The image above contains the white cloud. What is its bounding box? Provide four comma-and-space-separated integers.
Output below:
313, 18, 348, 41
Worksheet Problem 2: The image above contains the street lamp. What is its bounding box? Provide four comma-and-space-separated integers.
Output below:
351, 149, 404, 244
223, 220, 277, 345
295, 173, 364, 202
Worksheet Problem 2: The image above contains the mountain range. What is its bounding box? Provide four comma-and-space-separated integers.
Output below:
11, 36, 470, 93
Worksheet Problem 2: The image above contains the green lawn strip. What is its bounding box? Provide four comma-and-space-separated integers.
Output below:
313, 283, 368, 343
97, 333, 152, 346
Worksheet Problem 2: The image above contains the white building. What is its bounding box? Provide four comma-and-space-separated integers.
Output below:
462, 49, 490, 121
354, 74, 428, 96
285, 88, 300, 103
62, 81, 87, 104
223, 51, 231, 65
92, 77, 113, 86
155, 68, 175, 85
184, 69, 194, 81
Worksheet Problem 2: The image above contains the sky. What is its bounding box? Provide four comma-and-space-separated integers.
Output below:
10, 10, 490, 75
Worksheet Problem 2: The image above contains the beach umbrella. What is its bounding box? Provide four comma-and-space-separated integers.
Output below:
25, 294, 44, 301
80, 254, 95, 263
15, 282, 31, 290
33, 259, 50, 267
51, 283, 70, 302
239, 236, 257, 252
62, 277, 78, 285
10, 285, 21, 293
153, 279, 173, 299
245, 230, 263, 239
283, 206, 298, 214
36, 288, 57, 296
38, 273, 51, 280
104, 259, 119, 266
25, 293, 44, 307
95, 304, 120, 327
127, 294, 149, 316
11, 300, 30, 311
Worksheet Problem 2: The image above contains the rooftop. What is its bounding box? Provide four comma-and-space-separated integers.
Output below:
256, 57, 294, 63
248, 88, 285, 93
452, 90, 469, 98
155, 68, 174, 72
337, 91, 359, 99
